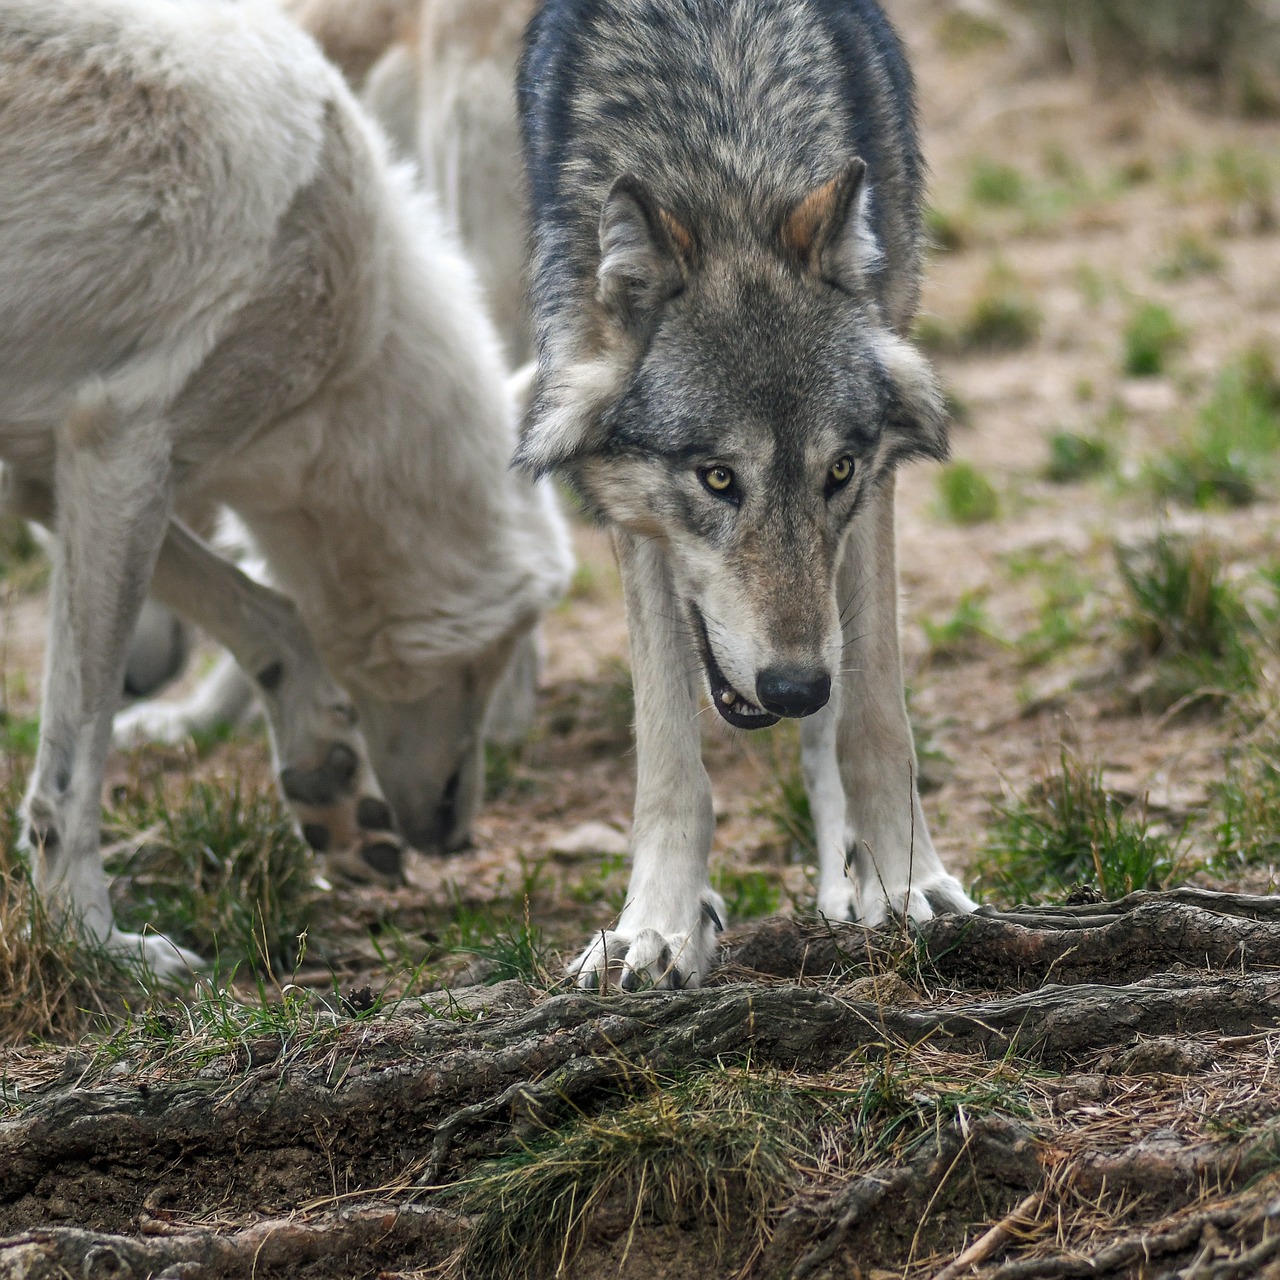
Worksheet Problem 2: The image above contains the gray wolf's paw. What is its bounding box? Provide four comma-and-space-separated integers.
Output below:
569, 890, 726, 991
108, 927, 205, 980
858, 869, 976, 928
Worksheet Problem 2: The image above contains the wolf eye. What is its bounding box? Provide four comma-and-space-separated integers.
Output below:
827, 456, 854, 493
699, 465, 736, 497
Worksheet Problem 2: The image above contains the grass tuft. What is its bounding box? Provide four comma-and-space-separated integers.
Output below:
104, 773, 316, 977
1122, 301, 1184, 377
973, 745, 1182, 903
0, 773, 138, 1045
1116, 532, 1257, 711
1214, 743, 1280, 869
937, 461, 999, 525
960, 274, 1043, 353
969, 158, 1027, 207
1145, 349, 1280, 508
455, 1066, 828, 1279
1043, 430, 1113, 483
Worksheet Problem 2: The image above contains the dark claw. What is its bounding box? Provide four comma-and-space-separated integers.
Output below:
669, 968, 685, 991
620, 967, 640, 992
580, 969, 599, 991
702, 900, 725, 932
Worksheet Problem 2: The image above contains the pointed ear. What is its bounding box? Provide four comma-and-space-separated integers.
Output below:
597, 174, 694, 322
781, 159, 883, 289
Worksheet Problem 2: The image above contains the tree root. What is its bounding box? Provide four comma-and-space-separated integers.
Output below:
722, 894, 1280, 988
0, 1204, 464, 1280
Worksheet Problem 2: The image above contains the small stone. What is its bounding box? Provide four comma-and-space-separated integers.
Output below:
548, 821, 629, 859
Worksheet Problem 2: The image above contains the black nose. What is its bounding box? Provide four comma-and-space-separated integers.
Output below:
755, 667, 831, 718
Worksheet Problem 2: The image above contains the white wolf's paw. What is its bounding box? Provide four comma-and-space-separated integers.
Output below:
569, 891, 726, 991
107, 927, 205, 980
858, 870, 976, 929
817, 881, 858, 922
113, 699, 197, 748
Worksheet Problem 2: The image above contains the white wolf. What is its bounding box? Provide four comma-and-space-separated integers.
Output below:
118, 0, 542, 744
0, 0, 570, 973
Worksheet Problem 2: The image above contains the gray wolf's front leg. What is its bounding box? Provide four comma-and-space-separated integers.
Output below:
826, 479, 974, 924
569, 531, 724, 990
21, 401, 200, 977
142, 520, 405, 887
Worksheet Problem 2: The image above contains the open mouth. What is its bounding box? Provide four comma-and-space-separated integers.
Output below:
691, 607, 780, 731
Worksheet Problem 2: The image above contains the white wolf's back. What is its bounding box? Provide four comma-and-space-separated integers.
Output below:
0, 0, 340, 412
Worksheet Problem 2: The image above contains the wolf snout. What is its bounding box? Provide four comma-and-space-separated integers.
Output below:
755, 667, 831, 718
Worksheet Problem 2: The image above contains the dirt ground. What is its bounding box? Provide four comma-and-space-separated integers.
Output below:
3, 2, 1280, 1278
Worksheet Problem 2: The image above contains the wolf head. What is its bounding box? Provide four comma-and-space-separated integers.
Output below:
519, 163, 946, 728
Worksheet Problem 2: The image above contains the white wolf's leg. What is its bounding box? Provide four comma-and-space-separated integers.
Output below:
835, 479, 975, 926
21, 402, 200, 977
143, 519, 406, 888
114, 651, 255, 747
801, 703, 856, 920
569, 531, 723, 990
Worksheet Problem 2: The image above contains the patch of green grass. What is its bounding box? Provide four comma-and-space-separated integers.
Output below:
1043, 430, 1113, 483
455, 1065, 842, 1279
0, 713, 39, 760
973, 746, 1182, 903
712, 868, 782, 920
1154, 232, 1225, 281
1075, 263, 1110, 309
459, 912, 554, 987
1007, 553, 1094, 666
0, 768, 139, 1046
1116, 533, 1257, 711
922, 593, 1002, 664
959, 274, 1043, 353
1122, 301, 1184, 377
1145, 349, 1280, 508
484, 742, 539, 803
1214, 744, 1280, 868
1210, 146, 1276, 228
566, 851, 629, 914
104, 776, 316, 977
937, 461, 999, 525
969, 158, 1027, 207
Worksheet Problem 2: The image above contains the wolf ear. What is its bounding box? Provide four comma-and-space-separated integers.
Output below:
782, 159, 883, 289
597, 175, 694, 322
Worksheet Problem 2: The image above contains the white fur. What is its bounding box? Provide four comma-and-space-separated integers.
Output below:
0, 0, 570, 974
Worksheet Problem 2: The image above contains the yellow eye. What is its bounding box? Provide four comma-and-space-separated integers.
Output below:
829, 456, 853, 487
701, 465, 735, 494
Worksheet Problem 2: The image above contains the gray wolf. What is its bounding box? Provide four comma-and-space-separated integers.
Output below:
519, 0, 975, 988
0, 0, 570, 973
